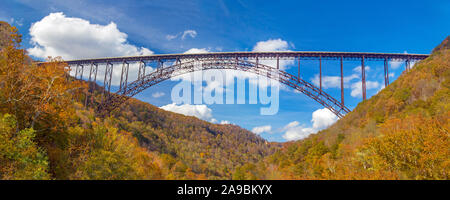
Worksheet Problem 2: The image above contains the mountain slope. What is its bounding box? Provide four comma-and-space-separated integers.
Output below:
106, 98, 277, 179
263, 36, 449, 180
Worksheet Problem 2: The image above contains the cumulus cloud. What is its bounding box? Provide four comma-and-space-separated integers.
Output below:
220, 120, 231, 125
282, 108, 338, 141
253, 39, 290, 52
27, 12, 155, 86
184, 48, 210, 54
390, 60, 403, 69
310, 108, 339, 130
352, 66, 371, 73
28, 12, 153, 60
311, 74, 359, 89
152, 92, 165, 98
350, 80, 380, 97
160, 103, 213, 121
252, 38, 294, 70
251, 125, 272, 134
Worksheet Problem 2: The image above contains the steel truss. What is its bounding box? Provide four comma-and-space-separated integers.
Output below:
97, 58, 351, 118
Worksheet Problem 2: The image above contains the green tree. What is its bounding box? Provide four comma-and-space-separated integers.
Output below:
0, 114, 50, 180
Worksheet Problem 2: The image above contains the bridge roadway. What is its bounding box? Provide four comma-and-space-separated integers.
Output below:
61, 51, 429, 65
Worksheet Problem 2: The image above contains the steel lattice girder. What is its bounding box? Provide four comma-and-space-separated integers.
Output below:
56, 51, 429, 66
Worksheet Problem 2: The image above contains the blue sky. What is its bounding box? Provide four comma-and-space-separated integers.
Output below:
1, 0, 449, 142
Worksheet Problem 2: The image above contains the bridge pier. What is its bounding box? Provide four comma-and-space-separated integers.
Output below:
319, 55, 322, 94
103, 62, 113, 102
138, 60, 146, 80
297, 56, 300, 80
340, 56, 344, 107
276, 55, 279, 69
75, 64, 83, 80
85, 62, 98, 107
405, 58, 410, 71
361, 56, 366, 101
119, 61, 129, 93
384, 57, 389, 87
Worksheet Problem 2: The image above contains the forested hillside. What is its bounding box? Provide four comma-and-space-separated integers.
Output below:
0, 22, 448, 180
261, 36, 449, 180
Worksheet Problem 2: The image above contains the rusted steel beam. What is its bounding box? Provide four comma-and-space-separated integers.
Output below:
298, 56, 300, 80
361, 56, 366, 100
340, 56, 344, 106
384, 57, 389, 87
319, 55, 322, 93
60, 51, 429, 65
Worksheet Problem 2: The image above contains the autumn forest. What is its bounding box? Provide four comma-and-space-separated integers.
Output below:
0, 22, 449, 180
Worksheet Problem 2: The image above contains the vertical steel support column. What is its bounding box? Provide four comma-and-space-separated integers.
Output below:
103, 62, 113, 98
276, 54, 279, 69
406, 58, 410, 71
158, 59, 163, 75
384, 57, 389, 87
74, 64, 79, 80
298, 56, 300, 80
90, 63, 98, 106
340, 56, 344, 107
256, 56, 259, 68
87, 63, 94, 83
84, 63, 94, 107
67, 65, 72, 81
361, 55, 366, 100
119, 61, 129, 93
79, 65, 84, 80
138, 60, 145, 80
319, 55, 322, 93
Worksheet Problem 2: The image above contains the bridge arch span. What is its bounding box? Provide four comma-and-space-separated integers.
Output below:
98, 58, 351, 118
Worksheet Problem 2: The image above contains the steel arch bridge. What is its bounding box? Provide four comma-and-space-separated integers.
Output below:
60, 51, 429, 118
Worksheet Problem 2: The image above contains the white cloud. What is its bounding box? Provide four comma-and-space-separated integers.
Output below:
160, 103, 213, 121
282, 108, 338, 141
252, 38, 294, 70
184, 48, 209, 54
350, 80, 380, 97
253, 39, 289, 52
166, 30, 198, 41
377, 85, 385, 94
181, 30, 197, 40
311, 108, 338, 130
152, 92, 165, 98
311, 74, 359, 89
28, 12, 155, 86
251, 125, 272, 134
389, 61, 403, 69
166, 34, 178, 41
28, 12, 153, 60
352, 66, 371, 73
220, 120, 231, 125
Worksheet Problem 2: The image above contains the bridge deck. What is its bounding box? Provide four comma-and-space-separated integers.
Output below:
52, 51, 429, 65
